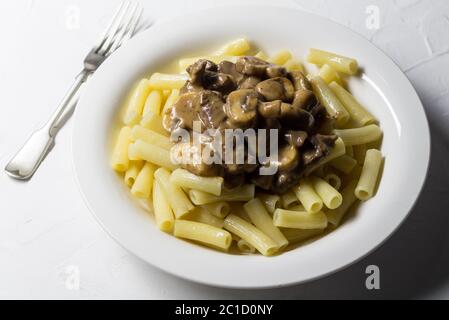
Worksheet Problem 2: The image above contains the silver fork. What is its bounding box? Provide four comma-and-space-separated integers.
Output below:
5, 1, 143, 180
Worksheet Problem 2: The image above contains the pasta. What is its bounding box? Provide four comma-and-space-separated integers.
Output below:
355, 149, 383, 200
244, 198, 288, 249
140, 111, 168, 136
257, 193, 281, 214
318, 64, 342, 84
130, 162, 157, 198
214, 38, 250, 55
148, 73, 188, 90
128, 139, 177, 170
170, 168, 223, 196
188, 184, 255, 205
268, 50, 292, 65
201, 202, 230, 219
186, 207, 224, 229
294, 178, 323, 213
130, 125, 172, 150
124, 160, 144, 187
154, 168, 194, 218
327, 180, 358, 226
307, 48, 359, 75
329, 82, 376, 127
310, 176, 342, 210
224, 214, 279, 256
329, 154, 357, 174
280, 190, 299, 209
111, 126, 132, 172
334, 124, 382, 146
174, 220, 232, 250
152, 179, 175, 232
311, 76, 349, 126
123, 79, 151, 125
110, 39, 385, 256
273, 209, 328, 229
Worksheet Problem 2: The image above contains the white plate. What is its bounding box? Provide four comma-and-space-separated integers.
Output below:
72, 5, 430, 288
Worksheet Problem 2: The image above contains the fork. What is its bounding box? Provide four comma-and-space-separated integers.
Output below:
4, 1, 143, 180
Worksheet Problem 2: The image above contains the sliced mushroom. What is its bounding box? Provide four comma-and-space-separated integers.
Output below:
274, 144, 299, 172
266, 65, 287, 78
180, 80, 203, 95
251, 174, 274, 190
198, 91, 227, 129
203, 72, 236, 94
279, 103, 315, 131
224, 89, 258, 126
273, 170, 301, 194
187, 59, 217, 84
302, 134, 337, 165
258, 100, 282, 118
284, 130, 308, 148
291, 89, 317, 111
238, 76, 261, 89
235, 56, 270, 77
255, 77, 295, 102
223, 173, 245, 189
218, 60, 244, 83
289, 70, 312, 91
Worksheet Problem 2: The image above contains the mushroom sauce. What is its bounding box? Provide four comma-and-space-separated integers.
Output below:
162, 56, 338, 194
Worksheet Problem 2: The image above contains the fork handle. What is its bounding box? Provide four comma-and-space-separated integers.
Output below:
5, 70, 90, 180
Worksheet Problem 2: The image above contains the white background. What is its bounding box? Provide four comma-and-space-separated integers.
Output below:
1, 0, 449, 299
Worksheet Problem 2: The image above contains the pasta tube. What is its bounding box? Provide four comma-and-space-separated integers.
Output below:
124, 160, 144, 187
162, 89, 180, 113
311, 76, 349, 126
355, 149, 383, 200
174, 220, 232, 251
329, 154, 357, 174
186, 207, 224, 229
304, 137, 346, 175
254, 51, 269, 60
323, 173, 342, 190
142, 90, 162, 116
237, 239, 256, 254
140, 111, 168, 136
257, 193, 281, 214
189, 184, 255, 205
268, 50, 292, 65
273, 209, 328, 229
214, 38, 250, 55
318, 64, 342, 84
202, 202, 230, 219
124, 79, 151, 125
128, 139, 177, 170
148, 73, 188, 90
244, 198, 288, 249
131, 162, 157, 198
353, 144, 367, 164
334, 124, 382, 146
131, 125, 172, 150
280, 190, 300, 209
170, 168, 223, 196
111, 126, 132, 172
281, 228, 323, 244
307, 48, 358, 75
310, 176, 342, 209
224, 214, 279, 256
154, 168, 194, 218
152, 180, 175, 232
283, 58, 304, 72
294, 178, 323, 213
327, 180, 358, 226
329, 82, 376, 127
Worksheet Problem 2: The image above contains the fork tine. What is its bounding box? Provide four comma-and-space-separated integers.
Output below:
97, 1, 131, 55
108, 2, 141, 55
94, 1, 126, 51
119, 4, 143, 47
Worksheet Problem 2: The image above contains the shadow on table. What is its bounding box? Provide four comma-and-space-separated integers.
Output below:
164, 98, 449, 300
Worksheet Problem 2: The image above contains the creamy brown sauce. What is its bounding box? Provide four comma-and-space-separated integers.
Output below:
163, 56, 337, 193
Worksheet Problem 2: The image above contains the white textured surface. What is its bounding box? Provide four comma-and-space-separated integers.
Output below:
0, 0, 448, 299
